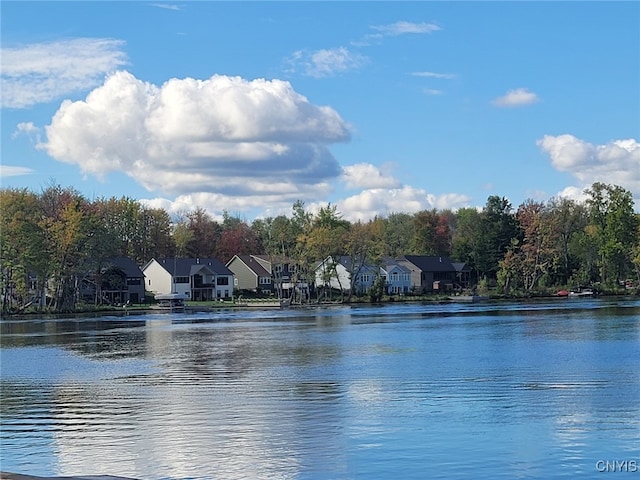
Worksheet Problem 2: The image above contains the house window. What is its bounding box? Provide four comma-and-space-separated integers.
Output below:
360, 274, 370, 283
391, 272, 398, 282
433, 272, 452, 281
259, 277, 271, 285
127, 278, 141, 286
175, 276, 189, 284
274, 264, 283, 274
217, 277, 229, 285
234, 278, 238, 286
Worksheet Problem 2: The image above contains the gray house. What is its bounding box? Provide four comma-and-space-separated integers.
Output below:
226, 254, 307, 298
226, 254, 274, 293
397, 255, 470, 293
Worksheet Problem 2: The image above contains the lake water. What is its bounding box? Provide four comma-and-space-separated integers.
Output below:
1, 298, 639, 479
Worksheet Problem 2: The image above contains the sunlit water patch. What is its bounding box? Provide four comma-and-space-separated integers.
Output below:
1, 299, 639, 479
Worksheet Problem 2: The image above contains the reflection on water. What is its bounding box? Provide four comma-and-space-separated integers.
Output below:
1, 299, 639, 479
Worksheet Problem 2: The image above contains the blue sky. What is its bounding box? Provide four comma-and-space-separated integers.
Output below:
2, 1, 639, 222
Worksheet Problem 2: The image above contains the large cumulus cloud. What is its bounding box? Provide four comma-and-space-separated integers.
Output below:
38, 71, 351, 202
537, 134, 640, 202
337, 185, 471, 222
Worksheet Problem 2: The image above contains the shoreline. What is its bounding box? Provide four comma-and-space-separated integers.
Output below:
2, 291, 638, 320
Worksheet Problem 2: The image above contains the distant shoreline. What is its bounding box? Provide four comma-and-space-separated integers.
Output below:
3, 292, 638, 320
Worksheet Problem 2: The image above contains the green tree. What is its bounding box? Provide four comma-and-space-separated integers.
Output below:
142, 208, 174, 259
452, 207, 482, 279
382, 212, 414, 257
546, 197, 588, 285
302, 204, 350, 301
516, 200, 555, 291
0, 188, 48, 312
93, 196, 146, 261
476, 196, 520, 281
172, 220, 195, 257
40, 185, 102, 312
585, 183, 638, 286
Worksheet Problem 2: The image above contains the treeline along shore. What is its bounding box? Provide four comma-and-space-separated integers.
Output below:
2, 182, 639, 315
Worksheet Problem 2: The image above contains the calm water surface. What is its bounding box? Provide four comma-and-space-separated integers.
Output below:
1, 298, 639, 479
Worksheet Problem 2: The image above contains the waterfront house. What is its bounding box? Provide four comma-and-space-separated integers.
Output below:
380, 257, 413, 295
79, 256, 146, 305
226, 254, 276, 293
396, 255, 470, 293
226, 254, 308, 299
314, 256, 379, 295
100, 256, 145, 304
142, 257, 234, 301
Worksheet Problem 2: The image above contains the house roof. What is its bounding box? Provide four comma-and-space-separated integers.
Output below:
106, 257, 144, 277
381, 257, 412, 275
153, 257, 234, 277
252, 254, 295, 266
321, 255, 379, 274
452, 262, 471, 273
401, 255, 458, 272
229, 255, 271, 277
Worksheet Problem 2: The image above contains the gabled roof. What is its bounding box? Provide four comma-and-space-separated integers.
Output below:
228, 254, 271, 277
252, 254, 295, 266
105, 257, 144, 277
380, 257, 412, 275
333, 255, 378, 273
401, 255, 458, 272
151, 258, 234, 277
452, 262, 471, 273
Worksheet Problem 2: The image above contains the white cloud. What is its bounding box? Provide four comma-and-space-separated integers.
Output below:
0, 165, 34, 178
341, 163, 401, 189
538, 134, 640, 202
38, 71, 350, 212
287, 47, 367, 78
555, 186, 589, 204
12, 122, 40, 139
337, 186, 471, 222
371, 21, 441, 37
492, 88, 539, 107
355, 21, 442, 45
141, 187, 335, 222
1, 38, 128, 108
412, 71, 456, 79
423, 89, 444, 96
148, 3, 182, 10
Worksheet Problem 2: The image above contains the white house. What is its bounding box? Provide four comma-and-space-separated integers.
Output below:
314, 256, 379, 295
142, 257, 234, 301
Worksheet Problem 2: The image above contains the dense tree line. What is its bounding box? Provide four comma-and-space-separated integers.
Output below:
1, 182, 639, 313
